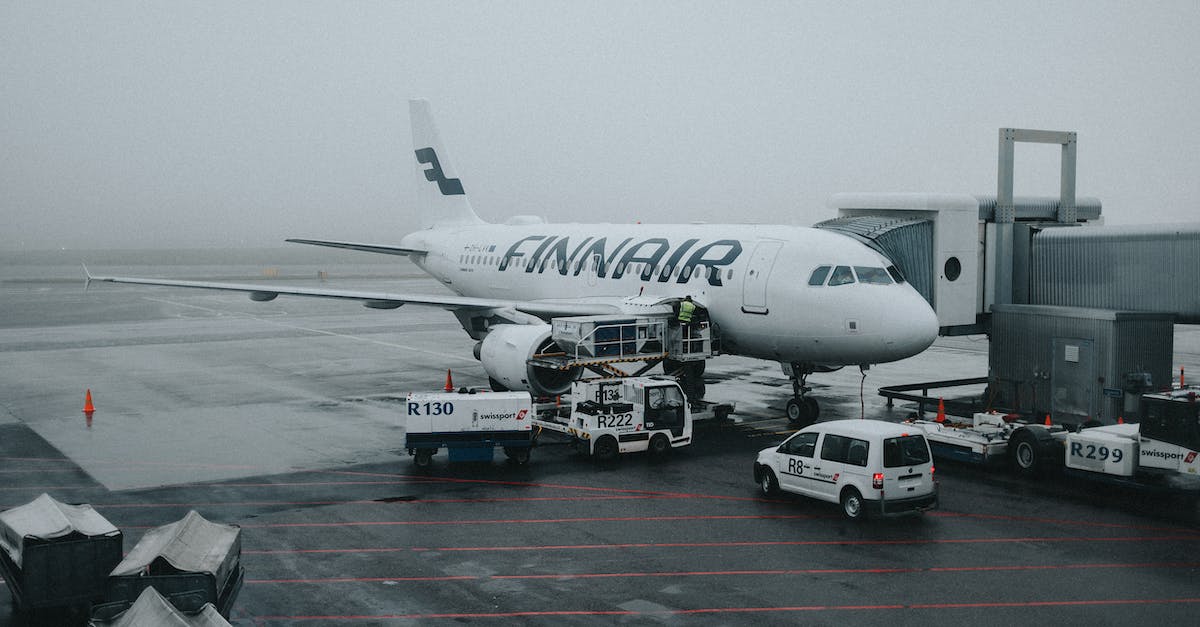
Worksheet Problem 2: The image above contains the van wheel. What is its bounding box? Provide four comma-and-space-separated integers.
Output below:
648, 434, 670, 457
759, 468, 778, 496
414, 450, 433, 469
840, 488, 866, 520
593, 435, 618, 461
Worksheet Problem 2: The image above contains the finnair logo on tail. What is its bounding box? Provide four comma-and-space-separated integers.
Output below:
415, 147, 465, 196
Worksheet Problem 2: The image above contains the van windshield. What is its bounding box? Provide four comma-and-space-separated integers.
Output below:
882, 435, 931, 467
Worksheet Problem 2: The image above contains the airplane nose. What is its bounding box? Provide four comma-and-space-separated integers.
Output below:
886, 291, 939, 360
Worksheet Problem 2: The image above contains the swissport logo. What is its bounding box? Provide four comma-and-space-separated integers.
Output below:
516, 409, 528, 421
1186, 451, 1197, 464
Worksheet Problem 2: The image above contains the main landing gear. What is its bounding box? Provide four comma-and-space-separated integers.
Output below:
785, 364, 819, 427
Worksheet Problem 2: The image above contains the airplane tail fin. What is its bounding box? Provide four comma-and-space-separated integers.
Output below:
409, 99, 485, 227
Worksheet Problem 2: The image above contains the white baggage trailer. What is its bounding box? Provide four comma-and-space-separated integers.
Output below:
907, 388, 1200, 491
404, 390, 534, 468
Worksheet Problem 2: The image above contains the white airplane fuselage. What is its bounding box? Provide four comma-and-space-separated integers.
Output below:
403, 222, 939, 368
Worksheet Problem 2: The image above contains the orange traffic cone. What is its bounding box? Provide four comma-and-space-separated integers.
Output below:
83, 389, 95, 414
935, 398, 946, 423
1044, 414, 1052, 426
444, 370, 454, 392
1117, 416, 1124, 424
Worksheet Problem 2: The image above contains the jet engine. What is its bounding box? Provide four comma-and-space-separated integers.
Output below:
477, 324, 581, 396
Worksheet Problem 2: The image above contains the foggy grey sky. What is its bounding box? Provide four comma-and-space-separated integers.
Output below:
3, 1, 1198, 250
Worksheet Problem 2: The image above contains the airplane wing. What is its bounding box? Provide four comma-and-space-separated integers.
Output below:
285, 238, 427, 257
83, 268, 621, 319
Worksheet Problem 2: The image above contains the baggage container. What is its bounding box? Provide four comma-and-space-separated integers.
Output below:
0, 493, 122, 613
89, 586, 232, 626
104, 511, 242, 619
552, 315, 664, 359
405, 389, 534, 467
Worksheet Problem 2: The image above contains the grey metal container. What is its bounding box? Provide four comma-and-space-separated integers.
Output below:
1030, 223, 1200, 323
988, 304, 1173, 424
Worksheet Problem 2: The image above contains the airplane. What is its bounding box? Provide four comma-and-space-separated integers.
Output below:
87, 99, 939, 425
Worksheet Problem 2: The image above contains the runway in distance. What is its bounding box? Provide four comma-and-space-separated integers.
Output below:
88, 99, 939, 423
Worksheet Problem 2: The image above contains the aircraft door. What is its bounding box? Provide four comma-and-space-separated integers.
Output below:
742, 241, 783, 314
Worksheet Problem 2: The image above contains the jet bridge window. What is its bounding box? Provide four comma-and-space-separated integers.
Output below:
854, 266, 892, 285
827, 265, 855, 286
808, 266, 831, 286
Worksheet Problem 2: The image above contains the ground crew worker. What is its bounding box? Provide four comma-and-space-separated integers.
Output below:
678, 296, 697, 353
678, 296, 696, 325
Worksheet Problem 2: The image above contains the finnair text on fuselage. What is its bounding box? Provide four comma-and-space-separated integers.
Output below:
495, 235, 742, 286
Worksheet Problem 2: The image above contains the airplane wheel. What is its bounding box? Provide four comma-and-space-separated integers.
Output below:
786, 398, 817, 426
803, 397, 820, 422
786, 398, 803, 425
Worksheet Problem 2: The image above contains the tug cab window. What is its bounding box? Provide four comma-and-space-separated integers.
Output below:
645, 385, 685, 435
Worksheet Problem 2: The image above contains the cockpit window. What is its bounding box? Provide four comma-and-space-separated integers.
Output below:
827, 265, 855, 286
887, 265, 906, 284
808, 266, 831, 286
854, 266, 892, 285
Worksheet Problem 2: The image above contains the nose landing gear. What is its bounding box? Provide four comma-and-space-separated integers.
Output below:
785, 364, 820, 427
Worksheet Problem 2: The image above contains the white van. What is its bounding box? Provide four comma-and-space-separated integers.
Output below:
754, 419, 938, 520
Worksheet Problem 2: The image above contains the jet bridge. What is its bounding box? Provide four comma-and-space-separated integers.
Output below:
833, 128, 1198, 424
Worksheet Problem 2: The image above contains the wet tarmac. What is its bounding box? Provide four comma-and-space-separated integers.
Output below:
1, 250, 1199, 625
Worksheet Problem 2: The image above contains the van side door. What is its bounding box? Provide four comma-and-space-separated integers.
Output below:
815, 433, 863, 501
776, 431, 819, 496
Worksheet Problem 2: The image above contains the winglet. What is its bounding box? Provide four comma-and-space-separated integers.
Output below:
82, 263, 93, 291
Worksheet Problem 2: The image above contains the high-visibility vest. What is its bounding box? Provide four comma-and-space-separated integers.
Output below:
678, 300, 695, 323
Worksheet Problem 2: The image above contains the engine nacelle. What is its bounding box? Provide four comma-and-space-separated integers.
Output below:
478, 324, 581, 396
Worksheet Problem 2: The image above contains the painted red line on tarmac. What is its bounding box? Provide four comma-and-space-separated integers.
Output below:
0, 485, 99, 491
0, 495, 693, 511
239, 514, 818, 529
253, 575, 479, 584
324, 470, 766, 501
245, 562, 1200, 585
0, 468, 82, 474
251, 597, 1200, 621
932, 511, 1200, 535
244, 534, 1200, 555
